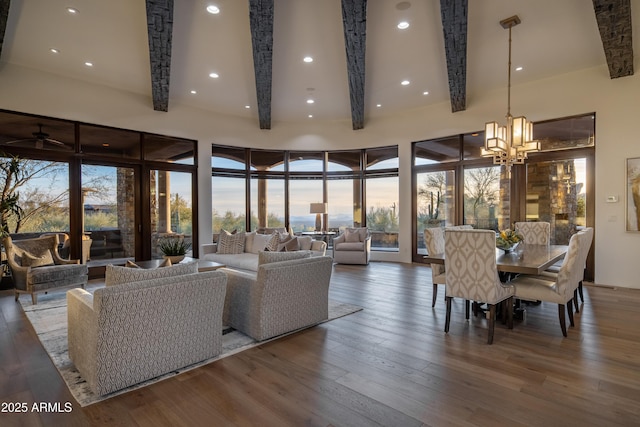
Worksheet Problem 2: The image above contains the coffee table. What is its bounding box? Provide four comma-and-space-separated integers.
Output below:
134, 257, 226, 272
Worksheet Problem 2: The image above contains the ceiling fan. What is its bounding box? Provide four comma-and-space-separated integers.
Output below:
3, 123, 70, 149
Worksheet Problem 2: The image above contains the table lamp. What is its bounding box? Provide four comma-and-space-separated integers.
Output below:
310, 202, 328, 232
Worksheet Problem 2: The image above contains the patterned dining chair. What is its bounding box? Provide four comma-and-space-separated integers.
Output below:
515, 221, 550, 245
423, 227, 446, 307
510, 231, 584, 337
444, 229, 515, 344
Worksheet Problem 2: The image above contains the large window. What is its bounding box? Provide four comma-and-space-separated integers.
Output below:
212, 145, 399, 252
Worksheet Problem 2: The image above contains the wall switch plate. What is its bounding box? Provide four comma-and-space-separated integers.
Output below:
606, 195, 619, 203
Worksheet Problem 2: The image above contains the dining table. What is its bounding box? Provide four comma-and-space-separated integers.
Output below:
423, 243, 569, 276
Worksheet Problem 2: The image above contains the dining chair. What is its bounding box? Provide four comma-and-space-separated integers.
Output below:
510, 231, 584, 337
444, 229, 515, 344
514, 221, 550, 245
423, 227, 446, 307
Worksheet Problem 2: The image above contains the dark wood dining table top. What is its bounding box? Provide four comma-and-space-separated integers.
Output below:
423, 244, 568, 275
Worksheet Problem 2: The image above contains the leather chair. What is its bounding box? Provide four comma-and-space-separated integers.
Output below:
3, 235, 88, 304
444, 229, 515, 344
333, 227, 371, 265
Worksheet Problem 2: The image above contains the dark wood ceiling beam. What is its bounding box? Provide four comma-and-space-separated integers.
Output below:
0, 0, 11, 60
592, 0, 633, 78
145, 0, 174, 112
439, 0, 468, 113
249, 0, 274, 130
341, 0, 367, 130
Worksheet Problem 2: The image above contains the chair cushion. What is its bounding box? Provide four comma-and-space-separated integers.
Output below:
22, 250, 54, 267
258, 250, 311, 266
28, 263, 88, 285
217, 230, 245, 254
335, 242, 365, 251
105, 261, 199, 286
344, 229, 361, 242
249, 233, 272, 253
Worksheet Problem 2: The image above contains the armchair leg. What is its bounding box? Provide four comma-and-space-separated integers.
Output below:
444, 297, 452, 333
465, 299, 470, 320
31, 293, 37, 305
558, 304, 567, 337
506, 297, 514, 329
487, 304, 496, 345
432, 284, 438, 307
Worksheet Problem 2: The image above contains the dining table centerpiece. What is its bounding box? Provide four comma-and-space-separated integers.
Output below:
496, 229, 523, 252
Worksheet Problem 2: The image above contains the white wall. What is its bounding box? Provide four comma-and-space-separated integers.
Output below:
0, 63, 639, 287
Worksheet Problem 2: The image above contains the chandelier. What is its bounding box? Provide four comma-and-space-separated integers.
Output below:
481, 15, 540, 177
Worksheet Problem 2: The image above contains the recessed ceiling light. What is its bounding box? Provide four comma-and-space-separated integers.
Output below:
306, 99, 314, 104
471, 133, 479, 137
206, 5, 220, 14
401, 80, 410, 86
209, 72, 219, 78
397, 21, 410, 29
303, 56, 313, 63
84, 61, 93, 67
67, 7, 78, 14
190, 90, 197, 94
308, 114, 313, 118
376, 104, 382, 108
245, 105, 250, 109
423, 91, 429, 95
515, 66, 523, 71
102, 143, 110, 147
50, 48, 60, 54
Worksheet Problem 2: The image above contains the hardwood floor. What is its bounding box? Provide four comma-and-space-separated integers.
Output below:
2, 262, 640, 426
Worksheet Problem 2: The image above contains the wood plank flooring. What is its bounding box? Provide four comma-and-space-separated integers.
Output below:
2, 262, 640, 426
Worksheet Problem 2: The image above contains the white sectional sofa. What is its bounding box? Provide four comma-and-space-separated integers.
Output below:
201, 230, 327, 272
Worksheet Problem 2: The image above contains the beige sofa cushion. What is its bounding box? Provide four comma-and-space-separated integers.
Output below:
258, 250, 311, 266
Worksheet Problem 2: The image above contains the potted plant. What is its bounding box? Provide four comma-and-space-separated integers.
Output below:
158, 237, 192, 263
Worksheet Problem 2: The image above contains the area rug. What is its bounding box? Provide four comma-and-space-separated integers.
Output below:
19, 281, 362, 407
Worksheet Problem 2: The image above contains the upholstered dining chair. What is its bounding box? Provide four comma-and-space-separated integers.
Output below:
423, 227, 446, 307
515, 221, 550, 245
444, 229, 515, 344
509, 231, 585, 337
3, 235, 88, 304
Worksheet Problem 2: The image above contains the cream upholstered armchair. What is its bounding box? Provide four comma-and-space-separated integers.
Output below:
222, 252, 333, 341
444, 229, 515, 344
3, 235, 88, 304
333, 227, 371, 265
514, 221, 550, 245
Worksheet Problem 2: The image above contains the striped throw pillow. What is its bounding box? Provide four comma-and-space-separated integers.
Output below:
218, 230, 246, 254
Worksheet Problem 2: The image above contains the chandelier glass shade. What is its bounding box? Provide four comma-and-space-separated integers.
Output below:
481, 15, 540, 177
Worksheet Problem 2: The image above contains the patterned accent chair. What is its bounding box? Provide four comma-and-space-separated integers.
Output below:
333, 227, 371, 265
68, 270, 227, 396
423, 225, 474, 307
510, 231, 586, 337
222, 254, 334, 341
444, 229, 515, 344
3, 235, 88, 304
514, 221, 550, 245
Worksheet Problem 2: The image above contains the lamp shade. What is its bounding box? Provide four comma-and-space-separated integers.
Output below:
310, 203, 328, 214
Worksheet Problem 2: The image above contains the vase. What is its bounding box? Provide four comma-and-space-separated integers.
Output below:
497, 242, 519, 253
163, 255, 185, 264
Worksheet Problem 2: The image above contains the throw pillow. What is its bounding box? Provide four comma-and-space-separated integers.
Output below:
265, 232, 280, 252
22, 250, 55, 268
105, 261, 198, 286
250, 233, 271, 254
297, 236, 313, 250
217, 230, 245, 254
345, 229, 361, 243
284, 237, 300, 251
258, 250, 311, 266
276, 232, 293, 251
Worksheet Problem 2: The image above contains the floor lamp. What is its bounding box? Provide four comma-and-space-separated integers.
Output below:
310, 203, 327, 232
